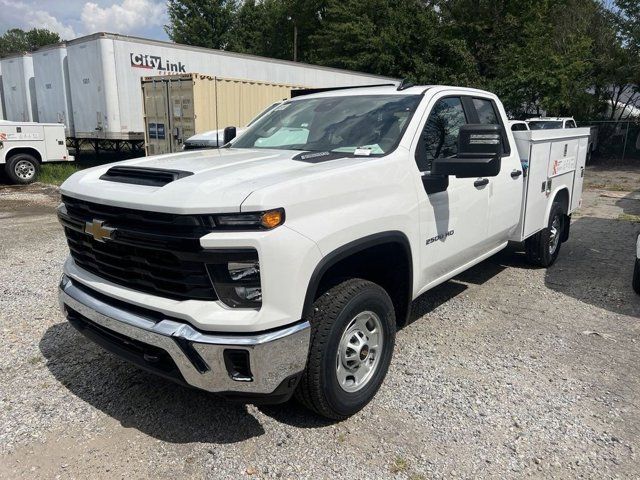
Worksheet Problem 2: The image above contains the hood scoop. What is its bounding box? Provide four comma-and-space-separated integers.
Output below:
100, 166, 194, 187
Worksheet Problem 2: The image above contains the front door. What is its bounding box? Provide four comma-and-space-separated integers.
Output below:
413, 95, 491, 288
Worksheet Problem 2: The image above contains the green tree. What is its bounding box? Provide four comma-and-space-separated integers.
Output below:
227, 0, 326, 62
0, 28, 61, 57
165, 0, 238, 49
608, 0, 640, 119
308, 0, 477, 83
438, 0, 603, 118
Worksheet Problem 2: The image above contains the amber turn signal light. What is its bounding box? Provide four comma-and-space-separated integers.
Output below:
260, 209, 284, 229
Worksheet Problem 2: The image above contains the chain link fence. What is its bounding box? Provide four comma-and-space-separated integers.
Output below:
577, 119, 640, 164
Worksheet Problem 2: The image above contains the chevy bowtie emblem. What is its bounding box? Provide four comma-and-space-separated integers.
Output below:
84, 219, 115, 242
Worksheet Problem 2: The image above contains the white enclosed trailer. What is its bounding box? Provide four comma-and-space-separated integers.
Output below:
33, 43, 74, 136
0, 53, 38, 122
66, 33, 395, 140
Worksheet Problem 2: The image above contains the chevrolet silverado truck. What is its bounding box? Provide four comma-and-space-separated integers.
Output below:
57, 85, 591, 419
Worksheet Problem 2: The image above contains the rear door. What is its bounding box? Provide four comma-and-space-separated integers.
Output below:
142, 79, 171, 156
412, 94, 491, 286
469, 96, 523, 243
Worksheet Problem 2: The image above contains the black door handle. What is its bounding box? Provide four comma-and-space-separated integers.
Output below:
474, 178, 489, 188
511, 169, 523, 178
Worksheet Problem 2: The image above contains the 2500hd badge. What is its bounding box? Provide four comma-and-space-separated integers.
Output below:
426, 230, 455, 245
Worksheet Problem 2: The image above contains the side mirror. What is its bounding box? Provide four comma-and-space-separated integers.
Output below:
431, 124, 503, 178
223, 126, 237, 145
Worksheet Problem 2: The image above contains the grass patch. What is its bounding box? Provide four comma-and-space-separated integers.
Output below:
585, 182, 630, 192
618, 213, 640, 223
390, 457, 409, 474
27, 355, 42, 365
39, 162, 81, 186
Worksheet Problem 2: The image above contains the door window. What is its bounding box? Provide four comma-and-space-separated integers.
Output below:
473, 98, 499, 124
417, 97, 467, 171
565, 120, 576, 128
472, 97, 510, 155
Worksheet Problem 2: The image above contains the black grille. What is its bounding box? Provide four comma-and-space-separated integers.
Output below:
59, 195, 218, 301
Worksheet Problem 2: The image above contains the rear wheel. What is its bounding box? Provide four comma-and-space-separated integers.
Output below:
633, 259, 640, 295
525, 201, 565, 267
5, 153, 39, 184
295, 278, 396, 420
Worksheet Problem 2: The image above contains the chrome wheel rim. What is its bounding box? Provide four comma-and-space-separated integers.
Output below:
15, 160, 35, 180
549, 215, 561, 255
336, 311, 383, 392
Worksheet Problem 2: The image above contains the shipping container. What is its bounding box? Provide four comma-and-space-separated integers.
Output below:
142, 73, 300, 155
66, 32, 395, 140
0, 53, 38, 122
33, 43, 74, 135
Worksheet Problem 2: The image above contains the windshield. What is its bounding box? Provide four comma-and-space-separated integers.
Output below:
246, 102, 281, 127
528, 121, 563, 130
232, 95, 421, 155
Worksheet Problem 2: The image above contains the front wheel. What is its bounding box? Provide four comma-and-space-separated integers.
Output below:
525, 201, 565, 267
633, 259, 640, 295
5, 153, 40, 184
295, 278, 396, 420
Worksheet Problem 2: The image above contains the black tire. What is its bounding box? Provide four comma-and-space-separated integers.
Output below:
5, 153, 40, 184
633, 259, 640, 295
525, 201, 565, 267
295, 278, 396, 420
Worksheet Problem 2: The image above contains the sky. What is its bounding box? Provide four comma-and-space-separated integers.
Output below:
0, 0, 169, 41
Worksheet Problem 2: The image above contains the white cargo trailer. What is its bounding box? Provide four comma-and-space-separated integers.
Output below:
66, 33, 395, 141
33, 43, 74, 136
0, 53, 38, 122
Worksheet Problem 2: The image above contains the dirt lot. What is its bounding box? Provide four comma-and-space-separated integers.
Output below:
0, 166, 639, 479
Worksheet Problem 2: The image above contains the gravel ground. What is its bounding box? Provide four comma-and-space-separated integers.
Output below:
0, 167, 639, 479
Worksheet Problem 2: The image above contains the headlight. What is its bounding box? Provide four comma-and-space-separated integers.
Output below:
207, 250, 262, 308
206, 208, 285, 230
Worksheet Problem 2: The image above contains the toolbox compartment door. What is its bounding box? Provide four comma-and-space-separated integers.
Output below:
514, 128, 591, 241
570, 137, 589, 211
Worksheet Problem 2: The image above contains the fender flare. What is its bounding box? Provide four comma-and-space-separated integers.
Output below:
301, 231, 413, 321
544, 185, 571, 222
3, 146, 44, 164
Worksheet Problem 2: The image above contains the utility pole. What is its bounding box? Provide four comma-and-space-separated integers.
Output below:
287, 15, 298, 62
293, 22, 298, 62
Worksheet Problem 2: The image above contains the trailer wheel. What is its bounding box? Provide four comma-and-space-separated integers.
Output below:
5, 153, 40, 184
295, 278, 396, 420
633, 259, 640, 295
525, 201, 565, 267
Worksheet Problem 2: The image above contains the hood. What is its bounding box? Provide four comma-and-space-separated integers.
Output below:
60, 148, 361, 214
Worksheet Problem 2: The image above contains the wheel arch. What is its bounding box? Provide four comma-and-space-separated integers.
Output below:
5, 146, 43, 164
302, 231, 413, 329
547, 187, 571, 242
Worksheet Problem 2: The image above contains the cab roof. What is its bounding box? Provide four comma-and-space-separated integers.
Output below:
290, 84, 498, 100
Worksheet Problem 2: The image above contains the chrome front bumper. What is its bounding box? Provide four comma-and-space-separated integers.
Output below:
58, 275, 310, 396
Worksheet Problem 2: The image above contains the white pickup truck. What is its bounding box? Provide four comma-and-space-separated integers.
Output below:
0, 121, 73, 184
57, 85, 590, 419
